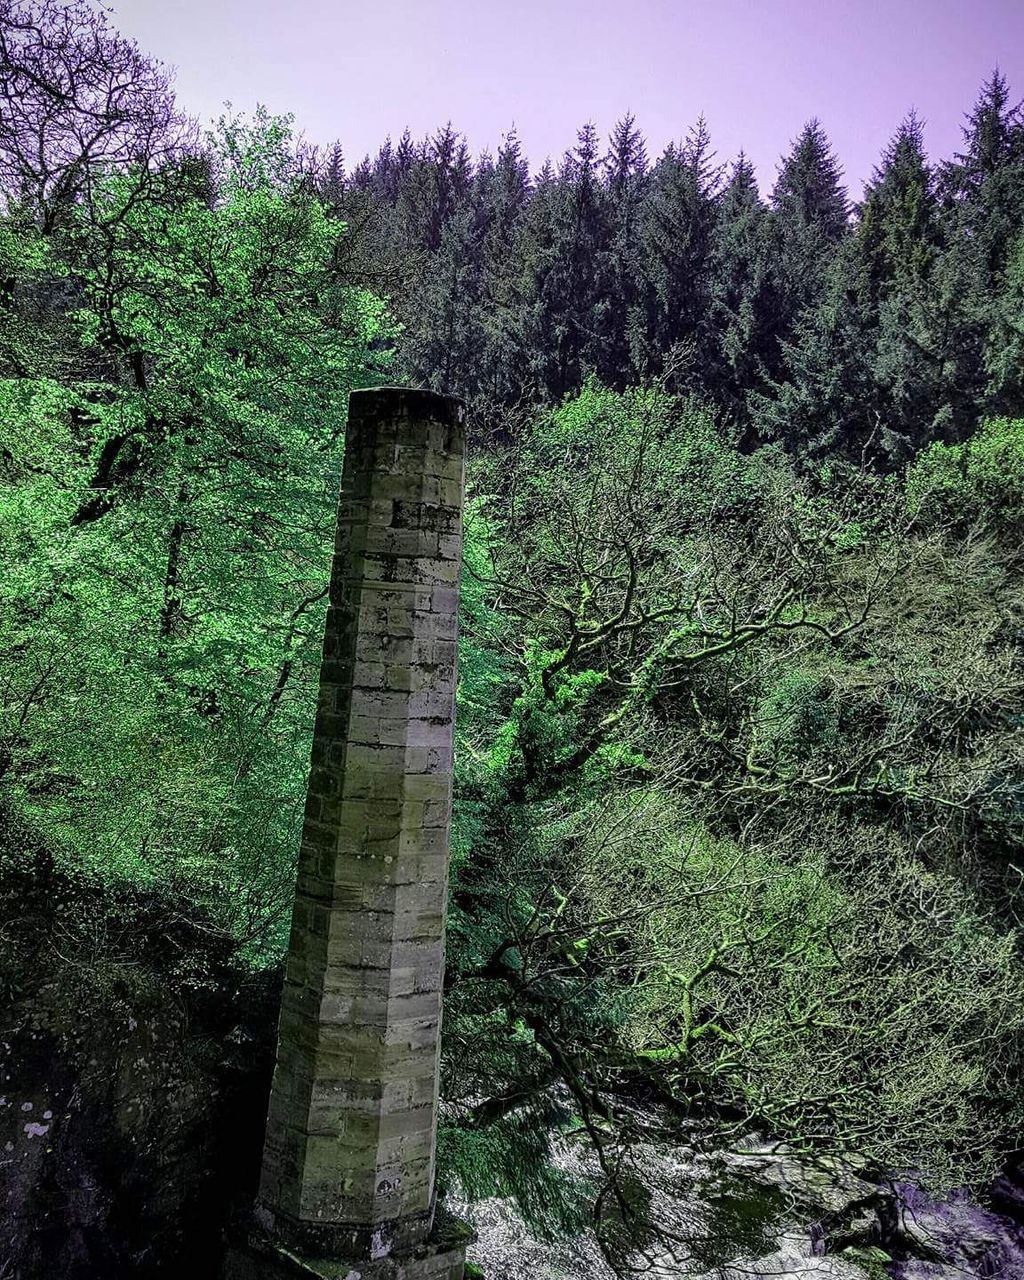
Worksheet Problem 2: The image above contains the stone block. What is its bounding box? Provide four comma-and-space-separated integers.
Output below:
241, 389, 466, 1279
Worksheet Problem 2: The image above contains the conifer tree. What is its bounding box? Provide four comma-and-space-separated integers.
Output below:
320, 140, 345, 209
508, 157, 561, 400
748, 121, 855, 452
473, 130, 532, 402
768, 120, 849, 328
942, 72, 1024, 290
515, 124, 612, 400
371, 135, 396, 197
771, 118, 849, 240
857, 112, 937, 297
399, 202, 483, 394
709, 152, 779, 420
942, 70, 1024, 200
747, 242, 875, 459
635, 117, 722, 387
854, 115, 963, 454
603, 114, 650, 385
935, 74, 1024, 424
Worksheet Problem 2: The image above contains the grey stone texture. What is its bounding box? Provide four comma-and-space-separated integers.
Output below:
223, 1207, 472, 1280
249, 388, 468, 1276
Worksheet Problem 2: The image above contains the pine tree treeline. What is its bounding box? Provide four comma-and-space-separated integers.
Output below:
323, 73, 1024, 464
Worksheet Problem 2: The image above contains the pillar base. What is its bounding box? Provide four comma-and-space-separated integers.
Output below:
222, 1207, 472, 1280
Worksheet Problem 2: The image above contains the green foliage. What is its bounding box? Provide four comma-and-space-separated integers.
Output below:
443, 374, 1024, 1234
755, 669, 840, 765
438, 1105, 592, 1240
5, 16, 1024, 1262
0, 110, 393, 960
586, 798, 1024, 1186
906, 415, 1024, 537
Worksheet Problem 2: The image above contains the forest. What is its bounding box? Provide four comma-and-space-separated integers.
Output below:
1, 1, 1024, 1277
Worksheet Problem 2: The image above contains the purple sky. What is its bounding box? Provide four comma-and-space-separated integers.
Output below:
115, 0, 1023, 196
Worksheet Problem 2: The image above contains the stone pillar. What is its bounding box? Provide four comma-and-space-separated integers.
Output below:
224, 388, 470, 1280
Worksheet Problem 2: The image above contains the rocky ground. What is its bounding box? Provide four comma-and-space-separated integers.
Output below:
3, 853, 1022, 1279
455, 1113, 1024, 1280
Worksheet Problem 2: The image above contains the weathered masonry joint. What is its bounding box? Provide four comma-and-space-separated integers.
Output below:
224, 388, 470, 1280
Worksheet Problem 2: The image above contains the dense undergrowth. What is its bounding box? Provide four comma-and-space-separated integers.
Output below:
2, 1, 1024, 1271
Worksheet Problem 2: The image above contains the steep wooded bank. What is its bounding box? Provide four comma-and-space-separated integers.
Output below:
1, 2, 1024, 1276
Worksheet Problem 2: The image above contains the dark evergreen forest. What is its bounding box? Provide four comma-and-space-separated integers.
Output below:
2, 2, 1024, 1276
